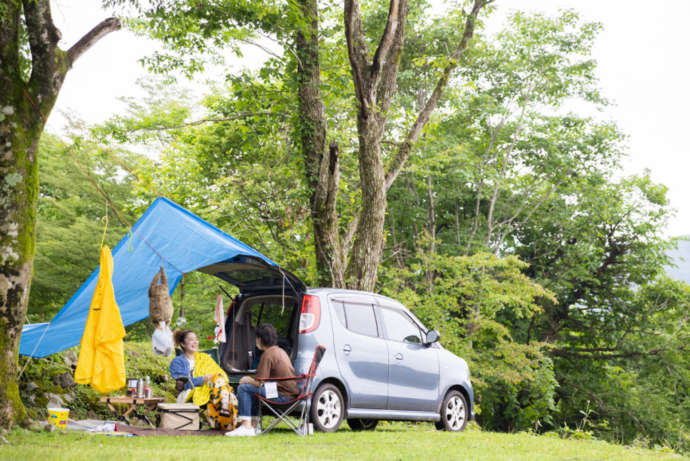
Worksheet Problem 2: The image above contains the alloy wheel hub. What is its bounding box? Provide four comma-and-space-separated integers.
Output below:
317, 390, 341, 428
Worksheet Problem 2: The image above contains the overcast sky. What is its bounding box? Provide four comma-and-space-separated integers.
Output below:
49, 0, 689, 237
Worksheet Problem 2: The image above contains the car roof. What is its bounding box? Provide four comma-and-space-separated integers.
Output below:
306, 287, 428, 332
307, 287, 407, 310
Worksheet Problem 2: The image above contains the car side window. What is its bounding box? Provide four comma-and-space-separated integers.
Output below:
343, 302, 378, 337
333, 302, 347, 327
379, 308, 422, 344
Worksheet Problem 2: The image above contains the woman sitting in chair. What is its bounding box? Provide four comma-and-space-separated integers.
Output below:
225, 323, 299, 437
169, 329, 238, 430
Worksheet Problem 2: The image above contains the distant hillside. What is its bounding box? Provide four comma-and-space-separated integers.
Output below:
666, 237, 690, 284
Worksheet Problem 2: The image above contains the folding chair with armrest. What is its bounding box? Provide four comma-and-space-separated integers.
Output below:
255, 344, 326, 436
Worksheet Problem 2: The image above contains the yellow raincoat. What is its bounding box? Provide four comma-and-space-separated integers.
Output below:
74, 246, 126, 393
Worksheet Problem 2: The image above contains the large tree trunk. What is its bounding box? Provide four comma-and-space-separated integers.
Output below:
295, 0, 346, 288
341, 0, 409, 291
0, 1, 120, 431
346, 116, 387, 290
0, 97, 40, 433
342, 0, 489, 291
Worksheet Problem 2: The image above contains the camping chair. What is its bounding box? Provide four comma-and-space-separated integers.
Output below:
255, 344, 326, 436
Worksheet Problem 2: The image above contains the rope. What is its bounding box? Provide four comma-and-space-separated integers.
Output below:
100, 147, 160, 197
101, 148, 144, 184
17, 323, 50, 379
99, 208, 109, 249
64, 143, 184, 274
22, 88, 47, 123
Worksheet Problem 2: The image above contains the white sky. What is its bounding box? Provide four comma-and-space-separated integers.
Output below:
49, 0, 689, 237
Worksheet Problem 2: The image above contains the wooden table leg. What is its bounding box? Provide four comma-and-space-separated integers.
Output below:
121, 404, 136, 424
106, 400, 130, 424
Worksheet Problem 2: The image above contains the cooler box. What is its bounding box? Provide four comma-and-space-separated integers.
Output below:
157, 403, 200, 430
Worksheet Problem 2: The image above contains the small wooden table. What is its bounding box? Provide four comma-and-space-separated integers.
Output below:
100, 396, 165, 427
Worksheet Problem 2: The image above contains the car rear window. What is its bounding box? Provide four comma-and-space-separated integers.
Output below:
249, 300, 295, 338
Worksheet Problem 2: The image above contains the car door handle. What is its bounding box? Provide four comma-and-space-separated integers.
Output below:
343, 344, 352, 353
394, 353, 403, 360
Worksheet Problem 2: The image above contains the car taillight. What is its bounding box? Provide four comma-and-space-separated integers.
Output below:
299, 295, 321, 334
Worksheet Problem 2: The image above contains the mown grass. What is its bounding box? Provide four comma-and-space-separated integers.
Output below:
2, 423, 687, 461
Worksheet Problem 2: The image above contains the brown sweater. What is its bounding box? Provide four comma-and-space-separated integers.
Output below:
256, 346, 299, 398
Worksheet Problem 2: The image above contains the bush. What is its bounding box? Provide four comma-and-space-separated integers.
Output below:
378, 250, 558, 433
18, 341, 178, 422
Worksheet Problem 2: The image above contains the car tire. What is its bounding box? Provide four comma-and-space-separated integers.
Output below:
437, 390, 469, 432
348, 418, 378, 431
311, 383, 345, 432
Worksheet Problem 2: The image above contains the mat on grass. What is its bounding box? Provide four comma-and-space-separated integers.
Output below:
117, 424, 226, 436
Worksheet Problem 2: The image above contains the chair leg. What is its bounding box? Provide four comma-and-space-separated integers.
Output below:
258, 401, 306, 436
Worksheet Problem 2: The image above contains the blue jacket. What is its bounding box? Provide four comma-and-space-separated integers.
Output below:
169, 354, 205, 390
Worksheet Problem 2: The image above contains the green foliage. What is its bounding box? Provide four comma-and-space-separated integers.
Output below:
378, 248, 558, 432
123, 342, 178, 401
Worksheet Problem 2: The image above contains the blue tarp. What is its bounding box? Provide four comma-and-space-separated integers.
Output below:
19, 197, 276, 358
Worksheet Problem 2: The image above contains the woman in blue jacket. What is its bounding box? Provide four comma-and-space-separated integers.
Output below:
170, 329, 237, 430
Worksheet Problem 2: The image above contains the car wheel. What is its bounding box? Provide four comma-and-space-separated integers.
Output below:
311, 384, 344, 432
348, 418, 378, 431
437, 390, 469, 432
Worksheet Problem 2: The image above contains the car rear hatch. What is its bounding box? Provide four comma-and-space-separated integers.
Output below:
197, 255, 305, 294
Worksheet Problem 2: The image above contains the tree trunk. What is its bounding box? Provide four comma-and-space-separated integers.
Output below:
0, 96, 40, 432
0, 1, 120, 430
346, 116, 387, 291
295, 0, 346, 288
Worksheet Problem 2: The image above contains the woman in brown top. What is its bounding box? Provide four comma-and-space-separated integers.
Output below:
225, 323, 298, 437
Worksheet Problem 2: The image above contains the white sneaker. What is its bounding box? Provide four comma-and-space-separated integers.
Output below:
224, 425, 257, 437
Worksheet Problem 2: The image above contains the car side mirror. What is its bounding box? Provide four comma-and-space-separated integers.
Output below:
425, 329, 440, 346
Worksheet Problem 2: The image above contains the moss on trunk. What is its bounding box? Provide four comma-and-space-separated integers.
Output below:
0, 97, 41, 431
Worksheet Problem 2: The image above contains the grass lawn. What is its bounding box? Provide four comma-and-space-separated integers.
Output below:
2, 423, 687, 461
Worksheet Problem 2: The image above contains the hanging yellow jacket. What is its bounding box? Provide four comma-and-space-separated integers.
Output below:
74, 246, 126, 394
189, 352, 228, 406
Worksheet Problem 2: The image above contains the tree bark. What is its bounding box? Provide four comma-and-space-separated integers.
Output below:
294, 0, 346, 287
0, 2, 120, 431
343, 0, 409, 291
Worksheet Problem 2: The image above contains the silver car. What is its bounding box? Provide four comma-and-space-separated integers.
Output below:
209, 256, 474, 432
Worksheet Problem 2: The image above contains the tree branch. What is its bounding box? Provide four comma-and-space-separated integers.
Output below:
23, 0, 62, 102
550, 345, 689, 360
344, 0, 373, 112
342, 212, 361, 259
67, 17, 121, 64
370, 0, 405, 86
375, 0, 409, 113
384, 0, 490, 191
127, 112, 289, 132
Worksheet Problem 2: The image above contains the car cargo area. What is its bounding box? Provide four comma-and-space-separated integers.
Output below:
219, 294, 299, 374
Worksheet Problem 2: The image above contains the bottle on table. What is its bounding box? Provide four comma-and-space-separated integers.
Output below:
144, 376, 152, 398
